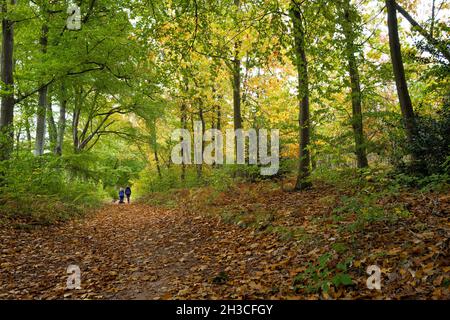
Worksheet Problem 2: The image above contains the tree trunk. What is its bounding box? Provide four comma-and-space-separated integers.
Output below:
0, 0, 16, 161
47, 94, 57, 152
151, 119, 162, 178
342, 0, 369, 168
216, 104, 222, 131
34, 24, 49, 156
291, 2, 312, 190
73, 87, 82, 153
55, 83, 67, 155
25, 117, 32, 151
430, 0, 436, 38
180, 103, 187, 182
15, 122, 21, 155
35, 89, 47, 156
232, 58, 242, 131
386, 0, 417, 146
196, 105, 205, 180
232, 0, 242, 131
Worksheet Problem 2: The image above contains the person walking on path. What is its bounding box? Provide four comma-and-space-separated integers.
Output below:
125, 186, 132, 204
119, 188, 125, 204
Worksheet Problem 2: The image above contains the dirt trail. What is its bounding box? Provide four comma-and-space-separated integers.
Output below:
2, 194, 449, 300
0, 204, 297, 300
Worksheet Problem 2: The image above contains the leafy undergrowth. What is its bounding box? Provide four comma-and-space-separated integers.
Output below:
0, 154, 110, 226
0, 194, 100, 227
0, 176, 449, 300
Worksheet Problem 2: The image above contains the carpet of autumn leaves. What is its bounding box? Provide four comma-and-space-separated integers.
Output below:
0, 180, 449, 300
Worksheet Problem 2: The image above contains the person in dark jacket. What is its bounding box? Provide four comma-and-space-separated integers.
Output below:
125, 186, 132, 204
119, 188, 125, 204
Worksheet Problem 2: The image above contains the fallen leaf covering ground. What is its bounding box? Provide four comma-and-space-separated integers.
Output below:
0, 181, 449, 300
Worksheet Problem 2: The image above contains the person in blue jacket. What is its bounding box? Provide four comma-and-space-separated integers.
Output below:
125, 186, 132, 204
118, 188, 125, 204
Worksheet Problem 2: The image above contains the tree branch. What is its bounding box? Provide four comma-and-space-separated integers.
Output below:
395, 2, 450, 62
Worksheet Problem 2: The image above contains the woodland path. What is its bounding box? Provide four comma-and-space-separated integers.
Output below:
0, 203, 300, 300
1, 189, 449, 300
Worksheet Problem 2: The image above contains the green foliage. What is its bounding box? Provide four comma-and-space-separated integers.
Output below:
293, 253, 354, 294
391, 172, 450, 192
0, 143, 146, 224
1, 0, 449, 227
333, 191, 412, 231
136, 162, 289, 195
222, 157, 294, 183
405, 103, 450, 176
0, 154, 107, 224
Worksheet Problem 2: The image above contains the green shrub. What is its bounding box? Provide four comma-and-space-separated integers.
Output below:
293, 253, 354, 294
399, 103, 450, 176
0, 154, 107, 224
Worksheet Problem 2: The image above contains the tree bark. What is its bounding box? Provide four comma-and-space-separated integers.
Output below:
47, 94, 57, 152
342, 0, 369, 168
0, 0, 16, 161
25, 117, 32, 151
151, 119, 162, 178
232, 0, 242, 131
180, 102, 187, 182
73, 86, 82, 153
55, 83, 67, 155
34, 24, 49, 156
197, 104, 205, 180
35, 88, 47, 156
291, 2, 312, 190
216, 104, 222, 131
15, 122, 21, 155
430, 0, 436, 38
386, 0, 417, 146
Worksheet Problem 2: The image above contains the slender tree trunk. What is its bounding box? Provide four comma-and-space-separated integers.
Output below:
25, 117, 32, 151
35, 88, 47, 156
291, 2, 312, 190
73, 87, 82, 153
151, 119, 162, 178
197, 104, 205, 180
232, 0, 242, 131
232, 56, 242, 131
214, 103, 222, 168
0, 0, 16, 161
212, 88, 222, 132
216, 104, 222, 131
15, 122, 21, 155
55, 83, 67, 155
386, 0, 417, 146
34, 24, 49, 156
430, 0, 436, 38
154, 148, 162, 178
342, 0, 369, 168
72, 109, 80, 153
180, 103, 187, 182
47, 94, 57, 152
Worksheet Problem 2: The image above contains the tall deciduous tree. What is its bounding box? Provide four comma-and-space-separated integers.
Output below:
340, 0, 369, 168
291, 1, 312, 190
35, 11, 49, 156
385, 0, 417, 146
47, 93, 57, 152
232, 0, 243, 131
0, 0, 16, 161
